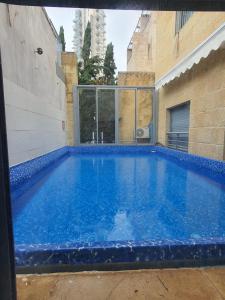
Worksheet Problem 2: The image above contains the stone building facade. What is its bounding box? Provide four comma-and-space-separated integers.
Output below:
156, 12, 225, 160
127, 11, 225, 160
119, 12, 156, 144
127, 12, 156, 73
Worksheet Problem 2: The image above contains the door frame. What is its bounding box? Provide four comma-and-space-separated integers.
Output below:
1, 2, 224, 300
74, 85, 157, 145
0, 50, 17, 300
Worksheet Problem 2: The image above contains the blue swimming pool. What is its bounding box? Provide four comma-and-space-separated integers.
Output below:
10, 146, 225, 271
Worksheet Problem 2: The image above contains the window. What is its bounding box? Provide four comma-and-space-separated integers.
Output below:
175, 11, 193, 33
167, 102, 190, 151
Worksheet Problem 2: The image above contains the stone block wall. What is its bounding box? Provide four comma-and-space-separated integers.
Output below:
127, 13, 156, 73
61, 52, 78, 146
158, 49, 225, 160
155, 11, 225, 80
118, 72, 155, 143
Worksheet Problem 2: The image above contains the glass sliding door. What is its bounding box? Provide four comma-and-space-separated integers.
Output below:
136, 89, 153, 144
118, 89, 136, 144
78, 87, 116, 144
77, 86, 154, 145
98, 89, 115, 144
79, 88, 97, 144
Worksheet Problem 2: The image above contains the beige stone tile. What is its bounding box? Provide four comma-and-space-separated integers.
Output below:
158, 268, 223, 300
203, 268, 225, 297
17, 268, 225, 300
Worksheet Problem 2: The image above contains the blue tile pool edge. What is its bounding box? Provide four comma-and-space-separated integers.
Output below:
10, 146, 70, 191
10, 145, 225, 191
15, 237, 225, 268
153, 146, 225, 179
11, 145, 225, 268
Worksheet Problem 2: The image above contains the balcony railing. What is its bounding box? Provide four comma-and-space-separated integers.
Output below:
167, 132, 189, 152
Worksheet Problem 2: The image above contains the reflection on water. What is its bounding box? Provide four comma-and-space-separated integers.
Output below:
13, 152, 225, 245
107, 211, 133, 241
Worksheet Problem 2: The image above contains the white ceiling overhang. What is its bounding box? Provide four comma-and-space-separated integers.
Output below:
155, 22, 225, 89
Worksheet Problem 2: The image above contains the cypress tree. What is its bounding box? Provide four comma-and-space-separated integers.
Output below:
79, 22, 104, 84
59, 26, 66, 51
82, 22, 91, 67
103, 43, 117, 85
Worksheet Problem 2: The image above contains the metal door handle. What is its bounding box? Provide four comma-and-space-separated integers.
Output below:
91, 131, 95, 144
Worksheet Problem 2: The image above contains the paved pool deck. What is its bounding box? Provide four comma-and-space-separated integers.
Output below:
17, 267, 225, 299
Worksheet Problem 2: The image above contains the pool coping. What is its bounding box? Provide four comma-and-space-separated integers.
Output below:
15, 237, 225, 271
11, 145, 225, 271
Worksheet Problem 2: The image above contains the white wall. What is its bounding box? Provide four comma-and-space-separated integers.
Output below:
0, 4, 67, 166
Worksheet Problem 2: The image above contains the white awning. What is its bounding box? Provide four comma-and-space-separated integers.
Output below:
155, 22, 225, 89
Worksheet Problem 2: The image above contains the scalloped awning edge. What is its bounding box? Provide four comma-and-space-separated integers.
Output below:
155, 22, 225, 89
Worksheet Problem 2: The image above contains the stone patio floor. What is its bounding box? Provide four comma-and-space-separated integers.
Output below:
17, 267, 225, 299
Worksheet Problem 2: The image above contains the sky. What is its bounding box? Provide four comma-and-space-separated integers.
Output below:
45, 8, 141, 72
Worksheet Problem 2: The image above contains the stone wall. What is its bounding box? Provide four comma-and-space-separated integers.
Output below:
118, 72, 155, 87
155, 11, 225, 80
127, 13, 156, 73
0, 4, 66, 165
155, 11, 225, 160
158, 49, 225, 160
127, 12, 225, 159
118, 72, 154, 143
61, 52, 78, 146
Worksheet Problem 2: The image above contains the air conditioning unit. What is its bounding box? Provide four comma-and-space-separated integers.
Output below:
136, 127, 150, 139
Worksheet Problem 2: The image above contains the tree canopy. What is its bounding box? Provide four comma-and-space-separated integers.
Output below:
79, 22, 103, 84
78, 56, 103, 84
78, 23, 117, 86
103, 43, 117, 85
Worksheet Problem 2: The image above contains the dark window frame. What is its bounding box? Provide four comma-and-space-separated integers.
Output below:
0, 50, 17, 300
1, 1, 225, 300
175, 11, 194, 33
167, 101, 190, 152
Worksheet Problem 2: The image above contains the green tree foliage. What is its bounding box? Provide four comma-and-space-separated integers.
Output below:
79, 22, 103, 84
78, 56, 103, 84
82, 21, 91, 67
59, 26, 66, 51
103, 43, 117, 85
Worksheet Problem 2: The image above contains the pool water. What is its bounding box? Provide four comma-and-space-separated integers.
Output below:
12, 151, 225, 246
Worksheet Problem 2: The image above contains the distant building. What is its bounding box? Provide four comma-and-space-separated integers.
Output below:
73, 9, 106, 61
